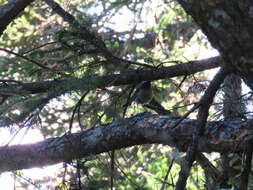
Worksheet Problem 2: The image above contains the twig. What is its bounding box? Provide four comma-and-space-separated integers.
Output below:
111, 151, 143, 189
69, 91, 89, 133
176, 75, 187, 92
110, 150, 115, 190
22, 41, 57, 55
0, 48, 56, 71
160, 159, 175, 190
76, 160, 82, 190
44, 0, 110, 57
171, 103, 200, 129
0, 79, 23, 84
196, 153, 221, 181
60, 163, 68, 190
14, 172, 42, 190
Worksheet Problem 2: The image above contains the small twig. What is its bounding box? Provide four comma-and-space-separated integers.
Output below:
114, 56, 156, 69
0, 79, 23, 85
160, 159, 175, 190
60, 163, 68, 190
123, 85, 136, 115
14, 172, 42, 190
118, 0, 145, 57
172, 102, 197, 110
196, 153, 221, 181
176, 75, 187, 92
0, 48, 56, 71
76, 160, 82, 190
22, 41, 57, 55
112, 151, 143, 189
69, 91, 89, 133
4, 128, 22, 146
171, 103, 200, 129
110, 150, 115, 190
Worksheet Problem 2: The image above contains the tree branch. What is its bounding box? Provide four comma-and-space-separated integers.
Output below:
0, 0, 35, 35
44, 0, 111, 57
175, 67, 228, 190
0, 56, 221, 96
239, 139, 253, 190
0, 112, 252, 173
176, 0, 253, 90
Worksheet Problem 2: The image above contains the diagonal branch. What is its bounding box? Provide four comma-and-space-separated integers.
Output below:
0, 0, 35, 35
196, 153, 221, 182
44, 0, 111, 57
175, 67, 229, 190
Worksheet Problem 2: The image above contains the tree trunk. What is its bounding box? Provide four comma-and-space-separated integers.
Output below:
177, 0, 253, 90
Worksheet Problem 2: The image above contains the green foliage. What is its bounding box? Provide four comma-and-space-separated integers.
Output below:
0, 3, 40, 48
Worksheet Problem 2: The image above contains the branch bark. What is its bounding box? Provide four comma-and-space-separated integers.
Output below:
176, 0, 253, 90
0, 56, 221, 96
0, 112, 252, 173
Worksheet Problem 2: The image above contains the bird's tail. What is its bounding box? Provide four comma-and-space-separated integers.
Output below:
145, 98, 172, 115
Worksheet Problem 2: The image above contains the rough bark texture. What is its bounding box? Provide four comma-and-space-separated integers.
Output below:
0, 112, 252, 172
219, 74, 244, 189
176, 0, 253, 90
170, 1, 253, 189
223, 74, 245, 120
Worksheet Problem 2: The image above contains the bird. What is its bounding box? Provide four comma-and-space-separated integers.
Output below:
124, 81, 153, 107
134, 80, 153, 104
124, 81, 172, 115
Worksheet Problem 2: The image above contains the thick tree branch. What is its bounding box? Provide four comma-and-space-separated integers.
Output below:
0, 112, 252, 173
0, 0, 35, 35
0, 56, 221, 96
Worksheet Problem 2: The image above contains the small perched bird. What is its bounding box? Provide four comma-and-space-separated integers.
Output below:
124, 81, 153, 107
124, 81, 172, 115
135, 81, 153, 104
